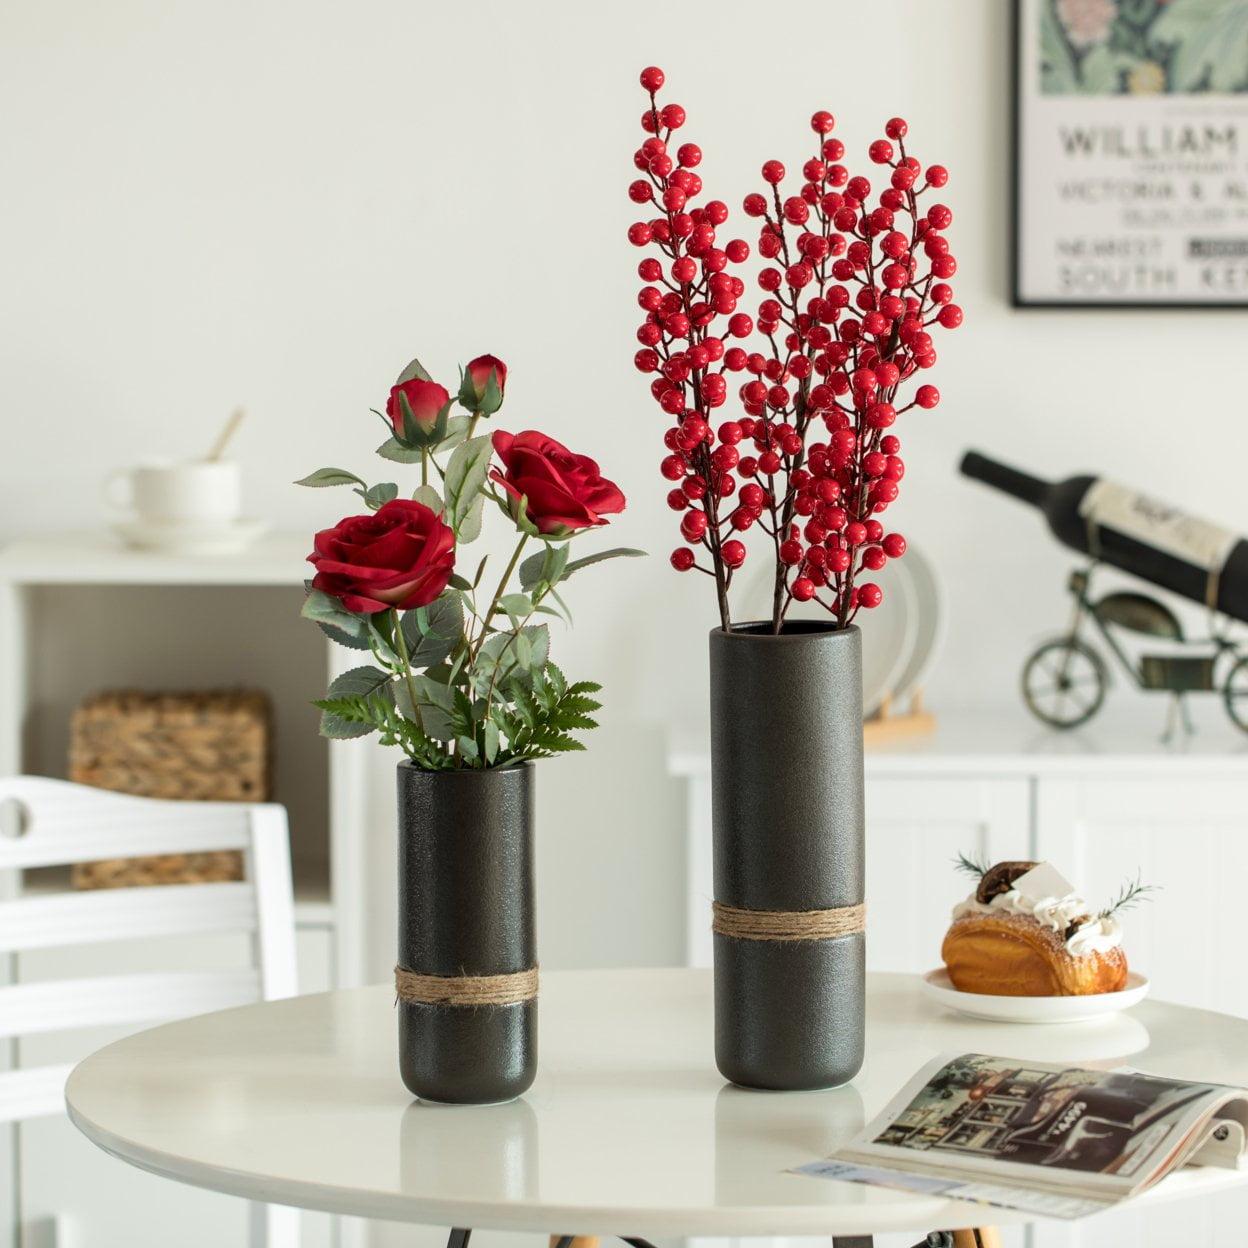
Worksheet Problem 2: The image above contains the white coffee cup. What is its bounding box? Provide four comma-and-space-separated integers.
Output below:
104, 460, 242, 527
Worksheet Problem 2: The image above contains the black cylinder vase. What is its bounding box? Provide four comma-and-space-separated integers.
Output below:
396, 761, 536, 1104
709, 622, 865, 1091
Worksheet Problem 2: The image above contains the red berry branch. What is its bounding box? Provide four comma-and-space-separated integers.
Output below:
626, 66, 959, 634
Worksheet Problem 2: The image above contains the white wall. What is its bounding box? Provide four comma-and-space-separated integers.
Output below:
3, 0, 1247, 977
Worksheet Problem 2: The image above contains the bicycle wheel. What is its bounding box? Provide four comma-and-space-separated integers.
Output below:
1021, 638, 1107, 729
1223, 653, 1248, 734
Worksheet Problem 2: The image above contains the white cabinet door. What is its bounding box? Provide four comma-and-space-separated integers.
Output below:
1035, 775, 1248, 1018
864, 776, 1032, 974
1032, 773, 1248, 1248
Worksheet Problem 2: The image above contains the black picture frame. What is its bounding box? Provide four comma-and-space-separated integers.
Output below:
1012, 0, 1248, 310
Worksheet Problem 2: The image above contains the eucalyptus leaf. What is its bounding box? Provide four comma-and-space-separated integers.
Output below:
562, 547, 647, 578
294, 467, 365, 489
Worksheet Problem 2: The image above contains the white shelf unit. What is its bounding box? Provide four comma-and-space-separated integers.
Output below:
0, 531, 367, 981
671, 705, 1248, 1248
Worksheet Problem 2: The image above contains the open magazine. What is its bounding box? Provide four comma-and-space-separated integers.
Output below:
795, 1053, 1248, 1219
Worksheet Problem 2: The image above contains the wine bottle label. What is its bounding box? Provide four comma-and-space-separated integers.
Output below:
1080, 481, 1237, 573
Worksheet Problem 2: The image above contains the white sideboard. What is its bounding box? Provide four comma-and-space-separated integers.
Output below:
670, 707, 1248, 1247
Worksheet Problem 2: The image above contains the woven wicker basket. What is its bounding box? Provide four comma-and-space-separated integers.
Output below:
68, 690, 272, 889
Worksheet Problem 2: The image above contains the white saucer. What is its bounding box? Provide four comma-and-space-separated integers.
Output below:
920, 967, 1150, 1023
111, 517, 269, 556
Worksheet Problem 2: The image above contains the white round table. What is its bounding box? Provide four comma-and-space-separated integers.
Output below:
66, 969, 1248, 1239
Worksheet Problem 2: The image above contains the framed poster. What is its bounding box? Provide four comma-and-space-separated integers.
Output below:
1013, 0, 1248, 308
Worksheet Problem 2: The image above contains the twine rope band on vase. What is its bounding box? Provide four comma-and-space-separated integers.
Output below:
394, 965, 539, 1007
712, 900, 866, 942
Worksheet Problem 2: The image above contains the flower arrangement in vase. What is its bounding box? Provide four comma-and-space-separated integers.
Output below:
299, 352, 638, 1104
625, 67, 957, 1089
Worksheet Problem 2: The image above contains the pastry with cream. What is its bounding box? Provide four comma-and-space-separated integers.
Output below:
942, 860, 1134, 997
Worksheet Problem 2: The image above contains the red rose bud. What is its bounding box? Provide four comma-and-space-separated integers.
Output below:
460, 354, 507, 415
490, 430, 626, 538
386, 379, 451, 442
308, 499, 455, 613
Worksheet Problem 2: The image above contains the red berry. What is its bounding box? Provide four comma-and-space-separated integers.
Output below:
661, 103, 686, 129
728, 312, 754, 338
725, 238, 750, 263
680, 510, 708, 542
827, 546, 851, 574
926, 165, 949, 188
670, 547, 695, 571
928, 203, 954, 230
677, 142, 702, 168
640, 66, 665, 92
730, 507, 755, 531
862, 546, 886, 571
885, 117, 908, 140
915, 384, 940, 409
743, 193, 768, 217
761, 160, 785, 184
672, 256, 697, 284
660, 454, 686, 480
759, 450, 782, 474
810, 110, 836, 134
857, 582, 883, 609
845, 522, 867, 546
638, 258, 662, 281
721, 540, 746, 569
634, 348, 660, 372
629, 180, 654, 204
791, 577, 816, 602
627, 222, 652, 246
882, 533, 907, 558
937, 303, 963, 329
868, 139, 894, 164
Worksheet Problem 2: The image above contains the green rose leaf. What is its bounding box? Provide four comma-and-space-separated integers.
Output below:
483, 718, 500, 765
400, 589, 464, 669
395, 355, 434, 385
294, 467, 365, 489
361, 482, 398, 509
318, 666, 393, 738
301, 589, 370, 650
496, 592, 533, 620
377, 437, 427, 464
443, 436, 494, 536
519, 543, 571, 593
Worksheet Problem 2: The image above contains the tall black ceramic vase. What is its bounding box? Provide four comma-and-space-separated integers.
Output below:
396, 761, 536, 1104
709, 622, 865, 1091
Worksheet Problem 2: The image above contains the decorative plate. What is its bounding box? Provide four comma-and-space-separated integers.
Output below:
920, 967, 1151, 1023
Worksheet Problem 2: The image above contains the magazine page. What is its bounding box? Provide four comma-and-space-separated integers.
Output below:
794, 1053, 1242, 1219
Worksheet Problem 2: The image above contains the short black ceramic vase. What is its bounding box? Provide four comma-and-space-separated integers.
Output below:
709, 622, 866, 1091
396, 761, 536, 1104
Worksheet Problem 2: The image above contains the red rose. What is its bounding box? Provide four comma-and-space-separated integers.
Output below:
308, 499, 455, 613
386, 379, 450, 437
466, 354, 507, 400
491, 430, 626, 536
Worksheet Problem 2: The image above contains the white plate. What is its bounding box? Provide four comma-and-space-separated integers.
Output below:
111, 517, 269, 556
920, 967, 1151, 1023
888, 541, 945, 705
737, 554, 916, 718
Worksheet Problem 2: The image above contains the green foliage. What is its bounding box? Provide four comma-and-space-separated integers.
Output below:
491, 663, 603, 763
294, 467, 365, 489
1099, 873, 1160, 919
443, 436, 493, 540
953, 851, 990, 879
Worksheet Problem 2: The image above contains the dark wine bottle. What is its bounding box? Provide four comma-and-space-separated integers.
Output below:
960, 450, 1248, 625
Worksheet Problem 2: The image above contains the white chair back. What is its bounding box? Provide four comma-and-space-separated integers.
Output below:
0, 777, 299, 1247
